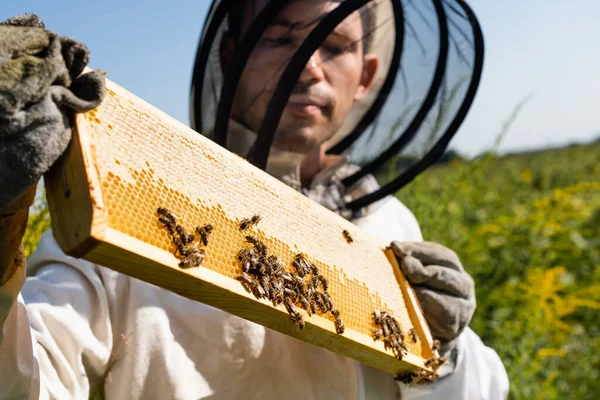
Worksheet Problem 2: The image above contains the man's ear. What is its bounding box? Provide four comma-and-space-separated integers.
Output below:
353, 53, 379, 102
219, 32, 237, 76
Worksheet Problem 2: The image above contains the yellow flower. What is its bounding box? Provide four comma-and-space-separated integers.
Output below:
520, 168, 532, 183
536, 348, 566, 358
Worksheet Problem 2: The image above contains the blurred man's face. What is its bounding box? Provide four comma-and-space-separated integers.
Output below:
222, 0, 378, 153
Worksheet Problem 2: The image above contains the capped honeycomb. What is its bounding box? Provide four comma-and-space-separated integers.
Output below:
45, 76, 438, 376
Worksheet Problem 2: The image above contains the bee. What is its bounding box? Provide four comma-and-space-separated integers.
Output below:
243, 248, 259, 263
318, 275, 329, 292
424, 357, 435, 367
238, 273, 265, 298
242, 274, 265, 298
380, 311, 391, 320
331, 309, 340, 318
309, 299, 318, 315
315, 295, 328, 313
398, 330, 406, 344
297, 294, 310, 311
372, 329, 384, 340
256, 246, 267, 258
293, 254, 310, 276
157, 207, 177, 223
283, 296, 297, 314
259, 276, 271, 298
253, 262, 269, 276
171, 237, 186, 254
270, 284, 284, 306
176, 244, 201, 258
252, 283, 267, 299
304, 279, 316, 297
242, 259, 253, 273
394, 334, 406, 350
292, 259, 306, 277
382, 322, 390, 337
334, 317, 345, 334
271, 276, 283, 291
289, 311, 305, 329
283, 287, 297, 300
431, 339, 440, 352
292, 275, 304, 287
437, 357, 447, 366
373, 310, 383, 325
178, 257, 196, 269
281, 273, 294, 284
394, 372, 415, 384
393, 346, 407, 360
245, 235, 267, 255
178, 250, 204, 269
266, 254, 279, 266
195, 224, 213, 246
239, 214, 261, 230
311, 275, 321, 290
236, 273, 255, 293
237, 248, 250, 262
320, 292, 333, 312
158, 216, 177, 234
175, 225, 195, 245
386, 319, 399, 335
245, 235, 258, 246
271, 265, 284, 278
408, 328, 418, 343
308, 262, 319, 276
342, 229, 353, 244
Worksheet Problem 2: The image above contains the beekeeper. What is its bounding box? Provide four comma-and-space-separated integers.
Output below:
0, 1, 509, 399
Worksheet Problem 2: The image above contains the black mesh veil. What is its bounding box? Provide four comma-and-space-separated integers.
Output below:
190, 0, 484, 212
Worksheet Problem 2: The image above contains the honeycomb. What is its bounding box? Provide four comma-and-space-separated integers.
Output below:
73, 79, 428, 361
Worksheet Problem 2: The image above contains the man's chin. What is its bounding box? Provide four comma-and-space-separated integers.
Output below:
272, 131, 317, 154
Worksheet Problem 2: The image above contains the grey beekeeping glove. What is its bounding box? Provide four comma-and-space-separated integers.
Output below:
390, 241, 476, 362
0, 14, 105, 284
0, 13, 106, 206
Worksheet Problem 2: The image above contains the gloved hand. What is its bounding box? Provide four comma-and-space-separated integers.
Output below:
0, 14, 105, 284
390, 241, 476, 359
0, 13, 106, 205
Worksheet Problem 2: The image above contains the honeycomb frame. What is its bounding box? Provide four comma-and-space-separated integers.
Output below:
45, 76, 438, 376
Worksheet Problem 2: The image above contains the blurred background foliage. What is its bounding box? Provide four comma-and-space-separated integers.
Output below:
24, 140, 600, 399
395, 142, 600, 399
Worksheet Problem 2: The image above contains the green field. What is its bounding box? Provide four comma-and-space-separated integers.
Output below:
395, 142, 600, 399
23, 142, 600, 399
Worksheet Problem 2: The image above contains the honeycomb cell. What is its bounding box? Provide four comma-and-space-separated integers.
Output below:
83, 87, 426, 360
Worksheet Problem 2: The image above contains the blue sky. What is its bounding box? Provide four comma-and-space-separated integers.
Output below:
3, 0, 599, 156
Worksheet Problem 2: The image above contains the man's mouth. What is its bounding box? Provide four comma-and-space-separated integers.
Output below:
285, 95, 327, 116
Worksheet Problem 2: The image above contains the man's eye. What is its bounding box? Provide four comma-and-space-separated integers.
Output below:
323, 43, 345, 56
263, 36, 293, 47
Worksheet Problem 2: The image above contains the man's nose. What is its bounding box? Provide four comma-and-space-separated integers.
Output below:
298, 51, 325, 84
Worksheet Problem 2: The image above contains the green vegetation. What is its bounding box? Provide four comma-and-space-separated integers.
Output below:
396, 142, 600, 399
23, 143, 599, 399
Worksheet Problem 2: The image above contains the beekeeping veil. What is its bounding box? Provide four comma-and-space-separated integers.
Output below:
190, 0, 483, 213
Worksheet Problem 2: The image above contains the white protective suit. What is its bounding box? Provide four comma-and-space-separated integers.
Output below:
0, 157, 509, 399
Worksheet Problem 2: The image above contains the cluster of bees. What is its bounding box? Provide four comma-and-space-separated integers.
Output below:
236, 215, 344, 334
157, 207, 212, 268
393, 338, 446, 384
371, 310, 415, 360
394, 368, 439, 385
156, 208, 448, 381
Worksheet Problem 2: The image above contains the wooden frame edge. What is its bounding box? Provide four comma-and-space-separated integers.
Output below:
385, 248, 438, 359
45, 114, 107, 258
